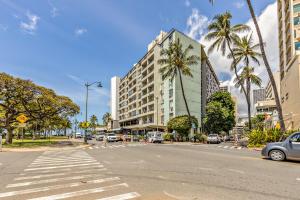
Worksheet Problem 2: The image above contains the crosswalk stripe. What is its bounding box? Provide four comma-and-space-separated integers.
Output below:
89, 147, 93, 149
29, 160, 97, 167
28, 183, 129, 200
0, 177, 120, 198
25, 162, 102, 171
95, 146, 99, 149
29, 165, 105, 174
96, 192, 141, 200
6, 174, 103, 188
223, 146, 229, 149
32, 158, 96, 163
237, 147, 242, 150
14, 173, 66, 181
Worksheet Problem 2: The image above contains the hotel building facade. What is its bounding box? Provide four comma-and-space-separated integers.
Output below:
278, 0, 300, 129
111, 29, 219, 133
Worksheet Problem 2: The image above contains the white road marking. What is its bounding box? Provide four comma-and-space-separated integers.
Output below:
25, 162, 102, 171
89, 147, 93, 149
198, 167, 213, 171
14, 173, 66, 181
96, 192, 141, 200
29, 160, 97, 167
156, 155, 161, 158
227, 169, 245, 174
237, 147, 242, 150
95, 146, 99, 149
101, 146, 106, 149
296, 178, 300, 181
103, 160, 112, 164
32, 158, 96, 164
7, 174, 102, 188
230, 146, 235, 149
0, 177, 119, 198
28, 183, 129, 200
217, 146, 222, 148
163, 191, 182, 200
223, 146, 229, 149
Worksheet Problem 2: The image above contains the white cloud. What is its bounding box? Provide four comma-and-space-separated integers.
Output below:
186, 9, 210, 41
74, 28, 87, 36
185, 0, 191, 7
48, 0, 59, 18
186, 2, 278, 116
234, 1, 245, 9
20, 12, 40, 35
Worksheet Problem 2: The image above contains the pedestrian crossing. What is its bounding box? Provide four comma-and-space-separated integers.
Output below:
217, 145, 244, 150
0, 149, 141, 200
86, 143, 147, 150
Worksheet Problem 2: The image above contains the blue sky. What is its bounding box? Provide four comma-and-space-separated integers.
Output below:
0, 0, 276, 122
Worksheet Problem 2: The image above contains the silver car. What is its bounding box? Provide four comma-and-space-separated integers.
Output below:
261, 132, 300, 161
207, 134, 221, 144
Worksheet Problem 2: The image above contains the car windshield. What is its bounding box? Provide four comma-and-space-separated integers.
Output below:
108, 134, 115, 136
209, 134, 218, 137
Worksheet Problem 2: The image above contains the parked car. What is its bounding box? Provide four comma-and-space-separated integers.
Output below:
75, 132, 82, 138
207, 134, 221, 144
261, 132, 300, 161
86, 134, 93, 140
106, 133, 117, 142
95, 134, 105, 141
147, 131, 163, 143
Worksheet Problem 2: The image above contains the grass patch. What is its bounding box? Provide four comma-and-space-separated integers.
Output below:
2, 138, 70, 148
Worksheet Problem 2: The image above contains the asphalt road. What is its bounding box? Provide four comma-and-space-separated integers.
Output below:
0, 141, 299, 200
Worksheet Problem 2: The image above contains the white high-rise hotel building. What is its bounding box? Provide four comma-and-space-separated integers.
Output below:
110, 29, 219, 133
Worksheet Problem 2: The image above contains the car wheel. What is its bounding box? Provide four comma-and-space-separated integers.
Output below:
269, 150, 285, 161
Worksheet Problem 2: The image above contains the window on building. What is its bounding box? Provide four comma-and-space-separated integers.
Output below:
295, 42, 300, 50
294, 4, 300, 13
294, 17, 300, 26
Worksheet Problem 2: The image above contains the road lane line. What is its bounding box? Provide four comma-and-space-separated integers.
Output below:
6, 174, 105, 188
24, 162, 102, 171
0, 177, 120, 198
89, 147, 93, 149
95, 146, 99, 149
14, 173, 66, 181
223, 146, 229, 149
227, 169, 245, 174
28, 183, 129, 200
96, 192, 141, 200
32, 158, 96, 163
29, 160, 97, 167
297, 178, 300, 181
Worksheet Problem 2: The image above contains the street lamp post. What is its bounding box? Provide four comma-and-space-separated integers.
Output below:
84, 81, 102, 144
156, 96, 159, 132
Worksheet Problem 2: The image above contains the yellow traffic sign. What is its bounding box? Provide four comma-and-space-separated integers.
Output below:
275, 122, 281, 130
81, 121, 90, 128
16, 114, 28, 123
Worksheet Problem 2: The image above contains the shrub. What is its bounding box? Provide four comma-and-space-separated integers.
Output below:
163, 133, 174, 141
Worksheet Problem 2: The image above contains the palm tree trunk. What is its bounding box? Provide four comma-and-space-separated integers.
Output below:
247, 77, 252, 130
246, 0, 285, 131
227, 42, 248, 98
178, 68, 191, 119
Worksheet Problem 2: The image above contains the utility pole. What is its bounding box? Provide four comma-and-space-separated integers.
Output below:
84, 81, 102, 144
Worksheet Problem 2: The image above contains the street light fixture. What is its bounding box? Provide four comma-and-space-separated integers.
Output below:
84, 81, 102, 144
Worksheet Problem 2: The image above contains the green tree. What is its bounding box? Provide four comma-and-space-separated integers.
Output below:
204, 92, 236, 134
208, 0, 285, 132
234, 66, 262, 130
102, 112, 112, 126
90, 115, 98, 134
167, 115, 198, 139
0, 73, 79, 144
158, 38, 200, 120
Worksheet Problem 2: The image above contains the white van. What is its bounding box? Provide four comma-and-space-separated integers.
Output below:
75, 132, 82, 138
147, 131, 163, 143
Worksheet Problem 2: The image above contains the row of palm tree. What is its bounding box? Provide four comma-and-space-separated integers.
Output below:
208, 0, 285, 131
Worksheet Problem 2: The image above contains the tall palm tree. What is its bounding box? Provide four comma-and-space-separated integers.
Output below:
208, 0, 285, 131
229, 34, 262, 129
205, 12, 250, 104
158, 38, 200, 120
234, 66, 262, 130
90, 115, 98, 134
102, 112, 112, 126
245, 0, 285, 131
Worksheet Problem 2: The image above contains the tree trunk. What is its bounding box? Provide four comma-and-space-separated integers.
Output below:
247, 77, 252, 130
246, 0, 285, 131
178, 68, 191, 120
5, 127, 13, 144
227, 41, 248, 100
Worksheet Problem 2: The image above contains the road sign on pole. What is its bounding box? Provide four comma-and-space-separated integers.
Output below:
16, 114, 28, 124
